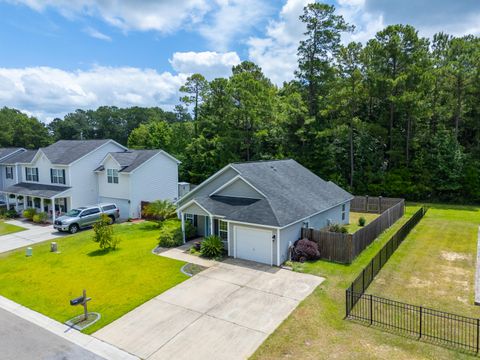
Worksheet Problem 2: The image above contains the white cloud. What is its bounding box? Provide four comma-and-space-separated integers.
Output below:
8, 0, 211, 33
0, 66, 188, 122
170, 51, 240, 79
83, 26, 111, 41
247, 0, 310, 85
198, 0, 273, 51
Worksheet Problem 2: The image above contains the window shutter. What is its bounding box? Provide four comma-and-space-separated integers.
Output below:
62, 169, 65, 184
50, 169, 53, 183
25, 168, 28, 181
35, 168, 39, 181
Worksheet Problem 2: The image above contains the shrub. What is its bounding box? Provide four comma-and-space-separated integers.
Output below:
23, 208, 37, 220
185, 221, 196, 239
292, 239, 320, 262
93, 214, 118, 250
5, 209, 18, 218
358, 216, 366, 227
32, 212, 48, 224
328, 223, 348, 233
200, 235, 224, 259
143, 200, 177, 222
158, 219, 183, 247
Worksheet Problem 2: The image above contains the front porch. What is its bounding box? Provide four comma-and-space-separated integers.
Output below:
1, 182, 71, 223
182, 213, 228, 249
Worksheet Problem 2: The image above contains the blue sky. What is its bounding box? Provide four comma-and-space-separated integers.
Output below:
0, 0, 479, 121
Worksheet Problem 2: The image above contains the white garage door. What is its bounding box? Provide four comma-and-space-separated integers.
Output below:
99, 197, 130, 219
235, 226, 272, 265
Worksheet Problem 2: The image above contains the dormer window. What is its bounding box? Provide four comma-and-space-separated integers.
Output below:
5, 166, 13, 179
107, 169, 119, 184
51, 169, 65, 185
25, 167, 39, 182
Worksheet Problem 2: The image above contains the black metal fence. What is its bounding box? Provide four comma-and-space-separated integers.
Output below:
347, 291, 480, 353
345, 206, 480, 354
348, 206, 427, 298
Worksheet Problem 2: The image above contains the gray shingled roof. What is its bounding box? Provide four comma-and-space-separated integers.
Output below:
95, 150, 162, 173
0, 150, 37, 164
0, 148, 24, 161
3, 182, 70, 198
189, 159, 353, 227
41, 140, 113, 165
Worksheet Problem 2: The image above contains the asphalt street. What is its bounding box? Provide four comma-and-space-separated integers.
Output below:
0, 308, 104, 360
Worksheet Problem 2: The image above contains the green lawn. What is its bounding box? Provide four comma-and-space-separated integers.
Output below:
252, 204, 477, 360
0, 220, 26, 236
0, 221, 188, 334
368, 204, 480, 318
345, 212, 380, 233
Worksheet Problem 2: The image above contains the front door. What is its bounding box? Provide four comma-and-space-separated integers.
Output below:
205, 216, 210, 236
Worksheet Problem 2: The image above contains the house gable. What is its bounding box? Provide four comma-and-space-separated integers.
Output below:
211, 176, 264, 199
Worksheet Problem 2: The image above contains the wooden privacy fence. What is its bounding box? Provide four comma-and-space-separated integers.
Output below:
351, 196, 403, 214
301, 196, 405, 264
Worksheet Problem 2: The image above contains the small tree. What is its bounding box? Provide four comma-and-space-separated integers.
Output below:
93, 214, 119, 250
143, 200, 177, 223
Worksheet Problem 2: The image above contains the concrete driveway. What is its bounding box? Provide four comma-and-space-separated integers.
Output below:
94, 259, 324, 360
0, 219, 66, 253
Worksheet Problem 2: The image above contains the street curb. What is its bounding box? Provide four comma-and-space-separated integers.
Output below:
0, 296, 138, 360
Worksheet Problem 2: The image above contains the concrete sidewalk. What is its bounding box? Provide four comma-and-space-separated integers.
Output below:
0, 219, 66, 253
0, 296, 138, 360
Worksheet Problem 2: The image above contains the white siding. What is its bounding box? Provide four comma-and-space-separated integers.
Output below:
129, 152, 179, 218
98, 156, 130, 200
69, 141, 124, 208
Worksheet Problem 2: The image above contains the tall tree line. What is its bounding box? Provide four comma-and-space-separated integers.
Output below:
1, 3, 479, 202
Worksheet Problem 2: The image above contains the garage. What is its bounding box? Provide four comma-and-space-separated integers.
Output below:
99, 197, 130, 219
234, 226, 273, 265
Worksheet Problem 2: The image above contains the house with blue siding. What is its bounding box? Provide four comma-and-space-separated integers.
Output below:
177, 159, 353, 266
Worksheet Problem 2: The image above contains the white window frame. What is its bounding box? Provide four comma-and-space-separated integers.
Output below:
219, 220, 228, 242
26, 167, 39, 182
107, 169, 119, 184
184, 213, 194, 224
51, 169, 65, 184
5, 166, 13, 179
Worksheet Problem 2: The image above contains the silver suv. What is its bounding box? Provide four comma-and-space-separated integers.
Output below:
53, 203, 120, 234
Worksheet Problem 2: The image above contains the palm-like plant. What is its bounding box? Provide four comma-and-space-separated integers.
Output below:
143, 200, 177, 222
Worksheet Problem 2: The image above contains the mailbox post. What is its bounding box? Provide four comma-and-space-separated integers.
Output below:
70, 289, 91, 321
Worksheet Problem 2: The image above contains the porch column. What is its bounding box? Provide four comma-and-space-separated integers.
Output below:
40, 198, 44, 213
15, 195, 19, 211
52, 197, 56, 223
181, 211, 186, 244
210, 216, 214, 237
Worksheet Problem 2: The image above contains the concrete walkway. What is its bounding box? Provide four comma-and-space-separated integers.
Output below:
0, 296, 138, 360
154, 240, 216, 267
0, 219, 66, 253
94, 259, 324, 360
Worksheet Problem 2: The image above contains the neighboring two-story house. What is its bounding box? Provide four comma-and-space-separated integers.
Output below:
0, 140, 179, 221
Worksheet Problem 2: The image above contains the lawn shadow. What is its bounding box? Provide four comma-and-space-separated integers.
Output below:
87, 248, 119, 257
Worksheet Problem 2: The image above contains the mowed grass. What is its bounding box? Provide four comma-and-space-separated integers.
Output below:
346, 212, 380, 233
252, 205, 477, 360
0, 221, 188, 334
0, 220, 25, 235
368, 204, 480, 318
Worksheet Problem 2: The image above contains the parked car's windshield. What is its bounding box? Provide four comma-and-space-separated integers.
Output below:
64, 209, 81, 217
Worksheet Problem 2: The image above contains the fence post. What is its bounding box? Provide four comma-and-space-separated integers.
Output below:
477, 318, 479, 353
370, 294, 373, 325
365, 195, 369, 212
419, 306, 423, 338
378, 196, 382, 213
362, 268, 365, 293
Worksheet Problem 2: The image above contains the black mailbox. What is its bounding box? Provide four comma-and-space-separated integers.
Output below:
70, 296, 84, 306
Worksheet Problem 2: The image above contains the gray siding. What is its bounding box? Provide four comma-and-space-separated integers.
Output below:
182, 202, 209, 216
216, 178, 263, 198
178, 167, 238, 205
